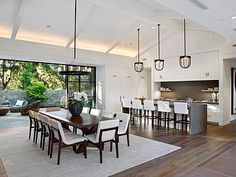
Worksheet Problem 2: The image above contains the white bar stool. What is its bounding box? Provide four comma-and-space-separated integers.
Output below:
157, 101, 174, 130
143, 100, 157, 127
174, 102, 189, 134
132, 99, 143, 125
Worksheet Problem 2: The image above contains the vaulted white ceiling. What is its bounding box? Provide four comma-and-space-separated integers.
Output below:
156, 0, 236, 43
0, 0, 212, 57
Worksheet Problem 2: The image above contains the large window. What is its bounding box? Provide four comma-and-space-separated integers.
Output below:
0, 59, 96, 107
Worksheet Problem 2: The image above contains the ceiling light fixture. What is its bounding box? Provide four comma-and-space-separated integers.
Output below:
154, 24, 164, 71
134, 28, 144, 72
179, 19, 191, 69
59, 0, 90, 76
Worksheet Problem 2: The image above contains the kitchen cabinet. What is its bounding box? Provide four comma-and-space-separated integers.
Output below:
153, 51, 219, 82
207, 104, 220, 124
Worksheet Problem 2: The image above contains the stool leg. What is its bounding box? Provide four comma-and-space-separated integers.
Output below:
174, 113, 176, 134
181, 114, 184, 134
185, 115, 188, 135
151, 111, 154, 128
167, 113, 170, 131
139, 109, 142, 125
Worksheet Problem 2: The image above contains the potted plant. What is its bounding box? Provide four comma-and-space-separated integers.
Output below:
68, 91, 88, 116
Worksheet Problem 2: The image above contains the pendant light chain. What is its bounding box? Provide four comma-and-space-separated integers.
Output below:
184, 19, 186, 56
158, 24, 160, 59
137, 28, 140, 62
73, 0, 77, 60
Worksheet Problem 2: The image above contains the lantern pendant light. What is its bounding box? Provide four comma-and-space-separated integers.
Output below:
154, 24, 164, 71
134, 28, 144, 72
179, 19, 191, 69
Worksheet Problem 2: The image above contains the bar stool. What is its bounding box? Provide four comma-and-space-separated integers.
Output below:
157, 101, 174, 130
132, 99, 143, 125
143, 100, 157, 127
174, 102, 189, 134
122, 99, 132, 123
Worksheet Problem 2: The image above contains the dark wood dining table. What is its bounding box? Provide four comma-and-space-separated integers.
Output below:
40, 109, 111, 153
40, 109, 111, 135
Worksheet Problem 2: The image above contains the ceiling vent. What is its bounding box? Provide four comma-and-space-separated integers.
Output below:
189, 0, 208, 10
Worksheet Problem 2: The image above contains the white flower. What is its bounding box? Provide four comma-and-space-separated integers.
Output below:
72, 91, 88, 103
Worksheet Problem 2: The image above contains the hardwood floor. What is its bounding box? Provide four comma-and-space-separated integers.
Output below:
1, 120, 236, 177
112, 120, 236, 177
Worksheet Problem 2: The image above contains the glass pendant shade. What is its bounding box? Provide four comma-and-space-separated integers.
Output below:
134, 61, 144, 72
134, 28, 143, 73
154, 59, 164, 71
154, 24, 164, 71
179, 19, 191, 69
179, 55, 191, 69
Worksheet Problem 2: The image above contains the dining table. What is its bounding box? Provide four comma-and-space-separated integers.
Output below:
40, 109, 111, 153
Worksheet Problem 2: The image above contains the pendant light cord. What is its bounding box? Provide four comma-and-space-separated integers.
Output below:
157, 24, 160, 59
137, 28, 140, 62
184, 19, 186, 56
71, 0, 77, 64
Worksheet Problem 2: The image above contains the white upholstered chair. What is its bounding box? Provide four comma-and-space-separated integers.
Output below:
101, 110, 115, 119
143, 100, 157, 127
82, 107, 90, 114
90, 108, 101, 116
132, 99, 143, 124
85, 119, 119, 163
157, 101, 174, 130
48, 118, 87, 165
114, 113, 130, 146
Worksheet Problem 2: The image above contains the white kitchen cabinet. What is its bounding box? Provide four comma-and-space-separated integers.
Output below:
153, 51, 219, 82
207, 104, 220, 124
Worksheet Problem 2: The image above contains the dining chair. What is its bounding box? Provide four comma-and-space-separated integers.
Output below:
85, 119, 119, 163
174, 102, 189, 134
82, 107, 90, 114
33, 111, 42, 145
122, 99, 132, 114
48, 118, 87, 165
28, 110, 36, 141
114, 113, 130, 146
36, 113, 51, 154
101, 110, 115, 119
90, 108, 101, 116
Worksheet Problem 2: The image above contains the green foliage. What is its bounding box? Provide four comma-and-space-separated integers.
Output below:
26, 81, 48, 103
20, 63, 35, 90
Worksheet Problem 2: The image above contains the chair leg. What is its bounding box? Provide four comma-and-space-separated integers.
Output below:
33, 123, 37, 143
115, 140, 119, 158
84, 141, 87, 159
40, 128, 43, 148
127, 133, 130, 146
57, 139, 62, 165
151, 111, 154, 128
99, 142, 103, 163
48, 133, 51, 156
110, 141, 113, 152
50, 135, 54, 158
167, 113, 170, 131
29, 121, 32, 140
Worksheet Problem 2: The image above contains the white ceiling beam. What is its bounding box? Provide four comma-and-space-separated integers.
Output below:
66, 5, 97, 48
105, 20, 142, 53
11, 0, 27, 39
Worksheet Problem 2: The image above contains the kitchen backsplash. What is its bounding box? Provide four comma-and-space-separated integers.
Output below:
160, 80, 219, 101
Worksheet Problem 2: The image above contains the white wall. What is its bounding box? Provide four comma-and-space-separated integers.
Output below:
0, 37, 142, 112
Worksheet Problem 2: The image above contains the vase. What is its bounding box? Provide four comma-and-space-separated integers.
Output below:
68, 102, 83, 116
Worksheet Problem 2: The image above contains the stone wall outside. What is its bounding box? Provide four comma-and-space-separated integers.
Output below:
0, 90, 65, 107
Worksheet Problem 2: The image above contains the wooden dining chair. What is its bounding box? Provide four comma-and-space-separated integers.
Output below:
114, 113, 130, 146
82, 107, 90, 114
48, 118, 87, 165
33, 111, 42, 145
101, 110, 115, 119
28, 110, 36, 141
85, 119, 119, 163
90, 108, 101, 116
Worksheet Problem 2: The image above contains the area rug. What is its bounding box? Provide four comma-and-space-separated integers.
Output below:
0, 128, 181, 177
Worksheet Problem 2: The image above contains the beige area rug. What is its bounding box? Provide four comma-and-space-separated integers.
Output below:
0, 128, 181, 177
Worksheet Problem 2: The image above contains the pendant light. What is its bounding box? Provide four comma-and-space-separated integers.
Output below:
154, 24, 164, 71
59, 0, 90, 76
134, 28, 144, 73
179, 19, 191, 69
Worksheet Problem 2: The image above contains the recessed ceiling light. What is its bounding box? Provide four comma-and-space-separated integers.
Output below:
230, 16, 236, 20
46, 24, 51, 28
152, 26, 156, 29
121, 40, 124, 43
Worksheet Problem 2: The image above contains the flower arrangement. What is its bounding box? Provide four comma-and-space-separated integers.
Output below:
68, 91, 88, 116
68, 91, 88, 105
